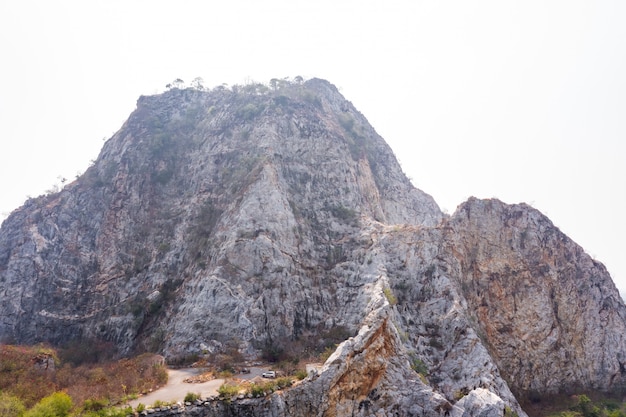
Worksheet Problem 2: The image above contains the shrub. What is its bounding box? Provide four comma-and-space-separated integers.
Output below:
275, 377, 293, 389
83, 398, 108, 412
383, 287, 397, 305
59, 339, 116, 365
504, 406, 519, 417
410, 357, 428, 376
329, 205, 358, 225
108, 406, 133, 417
166, 353, 200, 367
184, 392, 200, 403
216, 370, 233, 379
217, 384, 240, 399
429, 337, 443, 349
248, 384, 266, 397
236, 103, 265, 120
319, 346, 336, 363
81, 405, 131, 417
261, 344, 286, 363
0, 392, 26, 417
338, 113, 355, 131
24, 392, 72, 417
294, 369, 308, 380
151, 400, 170, 408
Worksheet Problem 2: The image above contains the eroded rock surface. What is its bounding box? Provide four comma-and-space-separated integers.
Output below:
446, 198, 626, 396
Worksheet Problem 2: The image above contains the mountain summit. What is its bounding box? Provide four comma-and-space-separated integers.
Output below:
1, 78, 625, 416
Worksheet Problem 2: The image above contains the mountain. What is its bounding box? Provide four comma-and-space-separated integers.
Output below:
1, 78, 625, 417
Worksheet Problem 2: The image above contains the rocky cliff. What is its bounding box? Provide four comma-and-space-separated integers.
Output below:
1, 78, 625, 416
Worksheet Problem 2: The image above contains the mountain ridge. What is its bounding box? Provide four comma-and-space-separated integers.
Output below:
0, 78, 624, 416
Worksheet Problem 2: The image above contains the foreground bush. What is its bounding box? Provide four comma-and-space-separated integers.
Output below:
184, 392, 200, 403
24, 392, 72, 417
217, 384, 240, 399
0, 392, 25, 417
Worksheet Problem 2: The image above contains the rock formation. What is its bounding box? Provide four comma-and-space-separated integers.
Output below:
1, 78, 625, 416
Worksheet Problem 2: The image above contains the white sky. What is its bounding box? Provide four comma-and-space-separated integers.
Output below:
1, 1, 625, 292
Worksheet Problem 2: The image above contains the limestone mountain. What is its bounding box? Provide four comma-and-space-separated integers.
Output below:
1, 78, 625, 416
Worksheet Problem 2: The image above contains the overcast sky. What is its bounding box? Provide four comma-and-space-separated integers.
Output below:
1, 1, 625, 293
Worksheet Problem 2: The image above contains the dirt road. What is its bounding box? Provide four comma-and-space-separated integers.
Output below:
128, 368, 224, 408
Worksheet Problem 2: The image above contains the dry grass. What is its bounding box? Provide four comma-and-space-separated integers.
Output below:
0, 344, 167, 408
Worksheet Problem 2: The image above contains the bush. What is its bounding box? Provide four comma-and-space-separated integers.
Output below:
216, 370, 233, 379
383, 287, 397, 305
319, 346, 335, 363
329, 205, 358, 225
184, 392, 200, 403
166, 353, 200, 368
543, 394, 626, 417
410, 357, 428, 376
25, 392, 72, 417
294, 369, 308, 380
0, 392, 26, 417
261, 344, 286, 363
248, 384, 266, 398
109, 406, 133, 417
83, 398, 108, 412
59, 339, 116, 365
338, 113, 355, 131
217, 384, 240, 399
151, 400, 169, 408
81, 405, 132, 417
275, 377, 293, 389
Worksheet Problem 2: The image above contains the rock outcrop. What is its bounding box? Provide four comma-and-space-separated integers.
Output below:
447, 198, 626, 396
1, 78, 625, 416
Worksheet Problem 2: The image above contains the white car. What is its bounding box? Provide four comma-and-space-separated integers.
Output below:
262, 370, 276, 378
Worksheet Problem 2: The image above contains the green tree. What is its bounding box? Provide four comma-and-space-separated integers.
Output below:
24, 392, 72, 417
575, 394, 602, 417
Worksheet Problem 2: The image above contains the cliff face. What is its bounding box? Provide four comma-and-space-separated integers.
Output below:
1, 78, 625, 416
447, 198, 626, 395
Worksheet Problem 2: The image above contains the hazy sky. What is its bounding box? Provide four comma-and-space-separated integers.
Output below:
1, 1, 625, 292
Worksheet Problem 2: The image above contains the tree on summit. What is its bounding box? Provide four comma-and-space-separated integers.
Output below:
165, 78, 185, 90
191, 77, 205, 90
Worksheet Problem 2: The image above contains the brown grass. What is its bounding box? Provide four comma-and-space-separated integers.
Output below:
0, 344, 167, 408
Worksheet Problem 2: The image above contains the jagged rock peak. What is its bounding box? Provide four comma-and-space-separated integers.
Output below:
94, 77, 443, 226
447, 197, 626, 396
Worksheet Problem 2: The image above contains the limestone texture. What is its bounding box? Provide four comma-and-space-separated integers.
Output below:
1, 78, 625, 416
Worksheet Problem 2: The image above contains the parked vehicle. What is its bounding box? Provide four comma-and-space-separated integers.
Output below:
262, 370, 276, 378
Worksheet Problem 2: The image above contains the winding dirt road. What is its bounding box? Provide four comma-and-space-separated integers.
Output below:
128, 368, 224, 408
